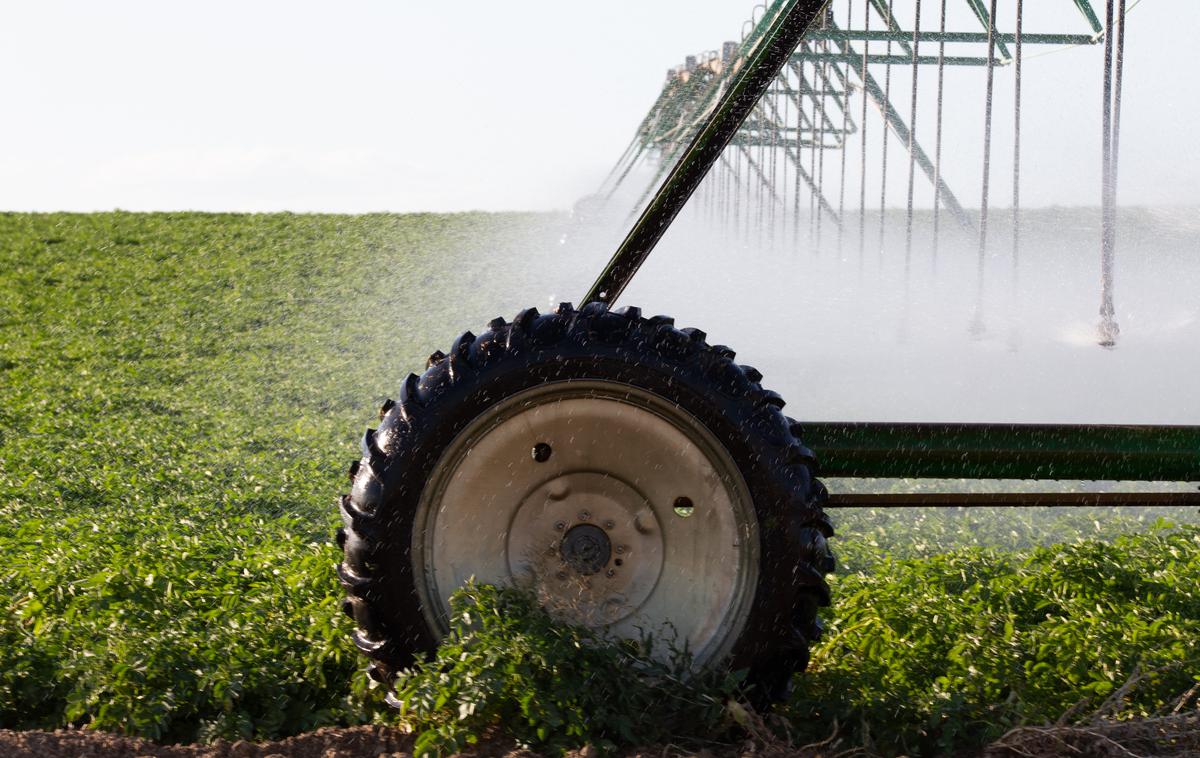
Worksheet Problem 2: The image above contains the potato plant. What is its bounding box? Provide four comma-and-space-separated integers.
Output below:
1, 212, 1196, 755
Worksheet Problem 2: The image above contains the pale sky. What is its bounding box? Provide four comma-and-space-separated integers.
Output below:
0, 1, 1196, 213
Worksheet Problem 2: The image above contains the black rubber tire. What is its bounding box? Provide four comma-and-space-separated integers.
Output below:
336, 301, 835, 704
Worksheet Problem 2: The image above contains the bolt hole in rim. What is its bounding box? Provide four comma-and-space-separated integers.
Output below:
673, 496, 695, 518
412, 380, 759, 668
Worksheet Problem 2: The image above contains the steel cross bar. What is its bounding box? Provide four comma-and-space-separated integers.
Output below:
787, 61, 843, 137
828, 492, 1200, 508
819, 54, 861, 142
965, 0, 1012, 59
740, 138, 849, 148
830, 30, 973, 229
586, 0, 832, 306
733, 143, 788, 209
765, 85, 851, 100
807, 53, 854, 139
866, 0, 914, 57
759, 88, 842, 221
626, 0, 820, 226
799, 53, 1002, 66
806, 30, 1096, 45
803, 422, 1200, 481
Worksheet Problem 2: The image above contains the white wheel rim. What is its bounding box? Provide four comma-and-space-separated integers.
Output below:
411, 380, 759, 668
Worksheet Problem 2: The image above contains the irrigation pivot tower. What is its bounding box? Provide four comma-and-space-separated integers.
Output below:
598, 0, 1126, 347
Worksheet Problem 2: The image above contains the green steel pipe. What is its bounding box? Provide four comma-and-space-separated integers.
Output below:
805, 31, 1096, 45
797, 53, 1001, 66
828, 492, 1200, 508
803, 422, 1200, 481
1072, 0, 1105, 35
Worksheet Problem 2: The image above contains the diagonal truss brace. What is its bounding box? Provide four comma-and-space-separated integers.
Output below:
830, 23, 973, 229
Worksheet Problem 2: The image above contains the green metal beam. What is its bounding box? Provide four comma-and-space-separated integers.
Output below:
604, 0, 1110, 234
737, 137, 845, 148
827, 492, 1200, 508
586, 0, 832, 305
806, 30, 1096, 45
797, 53, 1002, 66
788, 57, 843, 133
732, 143, 788, 209
1072, 0, 1105, 35
831, 30, 972, 228
804, 422, 1200, 481
757, 90, 842, 221
964, 0, 1012, 59
866, 0, 915, 57
765, 86, 852, 99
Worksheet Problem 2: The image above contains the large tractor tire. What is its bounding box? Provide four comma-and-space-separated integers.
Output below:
336, 301, 834, 703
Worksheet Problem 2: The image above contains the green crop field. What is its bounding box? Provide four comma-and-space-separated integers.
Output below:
1, 212, 1197, 755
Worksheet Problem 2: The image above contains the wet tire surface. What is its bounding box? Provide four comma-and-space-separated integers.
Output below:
337, 301, 835, 704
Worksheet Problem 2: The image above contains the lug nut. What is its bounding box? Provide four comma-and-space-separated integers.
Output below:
605, 569, 616, 578
554, 521, 566, 531
615, 545, 626, 554
603, 520, 615, 530
579, 511, 591, 521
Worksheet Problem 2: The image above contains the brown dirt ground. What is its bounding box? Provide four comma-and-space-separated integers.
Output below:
0, 725, 419, 758
3, 713, 1199, 758
0, 727, 831, 758
982, 710, 1200, 757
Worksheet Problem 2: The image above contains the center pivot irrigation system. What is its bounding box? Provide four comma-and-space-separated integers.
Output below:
338, 0, 1200, 705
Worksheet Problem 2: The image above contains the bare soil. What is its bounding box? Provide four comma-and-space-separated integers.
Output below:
0, 727, 829, 758
4, 713, 1199, 758
983, 711, 1200, 757
0, 725, 421, 758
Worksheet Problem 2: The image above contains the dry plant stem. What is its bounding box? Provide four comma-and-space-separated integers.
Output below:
1091, 663, 1146, 724
994, 726, 1142, 757
1171, 684, 1200, 715
1055, 692, 1100, 727
987, 708, 1200, 758
1089, 661, 1185, 724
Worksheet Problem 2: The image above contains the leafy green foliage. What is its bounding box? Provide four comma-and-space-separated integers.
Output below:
0, 211, 556, 741
788, 526, 1200, 756
394, 584, 739, 756
829, 496, 1200, 572
1, 212, 1197, 754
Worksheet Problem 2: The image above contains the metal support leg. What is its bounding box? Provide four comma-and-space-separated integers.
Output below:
1012, 0, 1024, 290
858, 1, 871, 269
1099, 0, 1125, 347
905, 0, 923, 281
765, 95, 841, 223
932, 0, 948, 269
971, 0, 999, 339
838, 1, 853, 256
833, 30, 972, 229
879, 0, 896, 265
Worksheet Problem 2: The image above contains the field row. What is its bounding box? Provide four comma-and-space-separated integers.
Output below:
2, 213, 1196, 755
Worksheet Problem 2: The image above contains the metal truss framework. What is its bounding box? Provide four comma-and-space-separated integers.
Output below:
598, 0, 1126, 345
604, 0, 1102, 225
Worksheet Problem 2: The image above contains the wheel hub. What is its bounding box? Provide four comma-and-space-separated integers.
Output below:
412, 381, 759, 668
560, 524, 611, 575
508, 471, 665, 626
